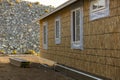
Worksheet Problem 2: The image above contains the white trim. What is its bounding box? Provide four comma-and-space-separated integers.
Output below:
71, 7, 83, 50
40, 0, 77, 20
90, 0, 110, 20
55, 16, 61, 44
57, 64, 103, 80
43, 22, 48, 49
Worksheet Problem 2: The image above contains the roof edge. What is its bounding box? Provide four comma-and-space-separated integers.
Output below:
40, 0, 77, 20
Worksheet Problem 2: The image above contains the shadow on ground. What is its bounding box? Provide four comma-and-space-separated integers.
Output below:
0, 56, 73, 80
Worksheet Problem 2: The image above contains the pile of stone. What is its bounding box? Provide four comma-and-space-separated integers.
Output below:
0, 0, 54, 53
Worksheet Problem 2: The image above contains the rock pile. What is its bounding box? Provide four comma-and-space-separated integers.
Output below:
0, 0, 54, 53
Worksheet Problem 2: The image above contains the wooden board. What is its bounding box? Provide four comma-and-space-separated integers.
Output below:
9, 58, 30, 68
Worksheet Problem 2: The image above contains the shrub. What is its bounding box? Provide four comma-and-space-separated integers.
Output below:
12, 50, 17, 54
34, 2, 39, 5
24, 50, 36, 55
45, 9, 49, 13
0, 50, 5, 54
28, 3, 33, 8
16, 0, 21, 3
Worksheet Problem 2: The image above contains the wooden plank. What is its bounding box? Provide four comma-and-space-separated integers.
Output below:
9, 58, 30, 68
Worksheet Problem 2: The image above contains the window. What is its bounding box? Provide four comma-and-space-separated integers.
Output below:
90, 0, 109, 20
71, 8, 83, 50
43, 22, 48, 49
91, 0, 106, 12
55, 17, 61, 44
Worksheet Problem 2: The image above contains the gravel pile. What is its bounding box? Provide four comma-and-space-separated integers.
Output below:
0, 0, 54, 53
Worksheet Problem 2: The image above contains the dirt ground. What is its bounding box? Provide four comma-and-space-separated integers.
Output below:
0, 55, 73, 80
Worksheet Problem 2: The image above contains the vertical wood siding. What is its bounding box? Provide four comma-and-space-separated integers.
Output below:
40, 0, 120, 79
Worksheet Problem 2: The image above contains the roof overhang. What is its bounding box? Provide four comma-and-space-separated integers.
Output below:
40, 0, 77, 20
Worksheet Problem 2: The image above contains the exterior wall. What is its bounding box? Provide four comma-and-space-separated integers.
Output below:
40, 0, 120, 79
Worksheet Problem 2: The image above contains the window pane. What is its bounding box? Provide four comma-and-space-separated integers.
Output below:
44, 26, 46, 44
76, 9, 80, 41
72, 11, 75, 42
98, 0, 105, 8
56, 21, 59, 38
92, 0, 98, 10
92, 0, 105, 10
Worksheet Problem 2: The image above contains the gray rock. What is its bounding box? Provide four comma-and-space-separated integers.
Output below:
0, 0, 54, 53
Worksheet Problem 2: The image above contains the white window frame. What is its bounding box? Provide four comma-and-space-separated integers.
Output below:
55, 16, 61, 44
71, 7, 83, 50
90, 0, 110, 20
43, 22, 48, 49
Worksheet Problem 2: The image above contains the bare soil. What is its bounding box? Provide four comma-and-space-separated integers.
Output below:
0, 55, 73, 80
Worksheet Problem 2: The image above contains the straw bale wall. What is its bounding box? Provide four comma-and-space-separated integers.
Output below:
40, 0, 120, 79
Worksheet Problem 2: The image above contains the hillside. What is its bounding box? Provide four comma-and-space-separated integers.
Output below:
0, 0, 54, 53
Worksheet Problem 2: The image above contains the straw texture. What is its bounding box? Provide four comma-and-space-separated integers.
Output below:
40, 0, 120, 79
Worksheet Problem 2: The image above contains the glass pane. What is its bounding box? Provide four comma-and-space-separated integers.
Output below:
56, 21, 59, 38
75, 9, 80, 41
92, 0, 98, 10
92, 0, 105, 10
72, 11, 75, 42
44, 26, 46, 44
98, 0, 105, 8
